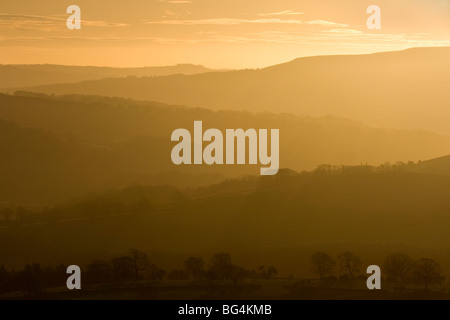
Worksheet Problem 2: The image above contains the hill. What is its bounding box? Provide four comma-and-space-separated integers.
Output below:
22, 47, 450, 135
0, 64, 213, 90
408, 155, 450, 176
1, 92, 449, 174
0, 115, 225, 204
2, 166, 450, 275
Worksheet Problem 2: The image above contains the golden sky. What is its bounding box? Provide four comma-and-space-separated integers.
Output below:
0, 0, 449, 68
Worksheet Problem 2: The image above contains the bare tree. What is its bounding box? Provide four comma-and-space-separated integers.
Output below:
266, 265, 278, 279
258, 265, 278, 279
310, 252, 336, 281
16, 207, 28, 223
337, 251, 361, 280
410, 258, 444, 290
111, 256, 134, 281
0, 208, 13, 224
210, 253, 233, 280
129, 248, 149, 281
230, 265, 246, 286
383, 253, 413, 283
184, 257, 205, 280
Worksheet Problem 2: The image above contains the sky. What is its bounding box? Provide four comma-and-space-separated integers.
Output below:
0, 0, 449, 68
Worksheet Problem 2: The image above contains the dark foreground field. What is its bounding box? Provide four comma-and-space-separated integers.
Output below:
1, 279, 449, 300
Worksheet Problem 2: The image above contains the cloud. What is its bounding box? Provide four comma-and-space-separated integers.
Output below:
144, 17, 350, 27
158, 0, 191, 3
146, 18, 305, 25
0, 14, 65, 31
326, 29, 363, 34
304, 20, 348, 27
0, 14, 128, 31
259, 10, 304, 16
84, 21, 129, 27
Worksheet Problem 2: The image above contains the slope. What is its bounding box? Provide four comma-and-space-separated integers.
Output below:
22, 47, 450, 135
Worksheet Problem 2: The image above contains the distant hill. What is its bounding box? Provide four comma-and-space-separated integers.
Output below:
0, 118, 90, 203
408, 155, 450, 176
0, 92, 450, 205
1, 92, 449, 170
22, 47, 450, 135
3, 167, 450, 273
0, 114, 225, 204
0, 64, 213, 90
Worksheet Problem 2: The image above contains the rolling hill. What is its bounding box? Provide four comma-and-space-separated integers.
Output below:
1, 92, 450, 171
3, 167, 450, 275
0, 64, 213, 90
409, 155, 450, 176
22, 47, 450, 135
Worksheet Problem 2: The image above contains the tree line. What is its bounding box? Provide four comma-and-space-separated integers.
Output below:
0, 161, 431, 227
310, 251, 445, 290
0, 249, 277, 298
0, 249, 447, 298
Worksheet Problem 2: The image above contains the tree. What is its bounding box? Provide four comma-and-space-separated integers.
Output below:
20, 263, 44, 296
383, 253, 413, 283
410, 258, 444, 290
310, 252, 336, 281
184, 257, 205, 280
111, 256, 135, 281
230, 265, 246, 286
0, 264, 10, 293
16, 207, 29, 223
337, 251, 361, 280
210, 253, 233, 280
129, 248, 149, 281
258, 265, 278, 279
147, 264, 166, 280
86, 260, 112, 283
0, 208, 13, 224
266, 265, 278, 279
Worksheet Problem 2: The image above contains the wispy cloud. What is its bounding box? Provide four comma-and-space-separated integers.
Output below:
305, 20, 348, 27
158, 0, 191, 3
145, 18, 301, 25
2, 31, 449, 50
326, 29, 363, 34
259, 10, 304, 16
0, 13, 129, 31
0, 14, 64, 31
145, 18, 348, 26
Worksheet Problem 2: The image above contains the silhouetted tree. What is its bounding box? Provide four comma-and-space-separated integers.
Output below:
184, 257, 205, 280
1, 208, 13, 224
266, 265, 278, 279
337, 251, 361, 280
230, 265, 246, 286
383, 253, 413, 283
20, 263, 44, 296
310, 252, 336, 281
410, 258, 444, 290
205, 269, 219, 294
111, 256, 135, 281
210, 253, 233, 280
258, 265, 278, 279
86, 260, 112, 283
16, 207, 29, 223
130, 248, 149, 281
147, 264, 166, 280
0, 264, 9, 293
